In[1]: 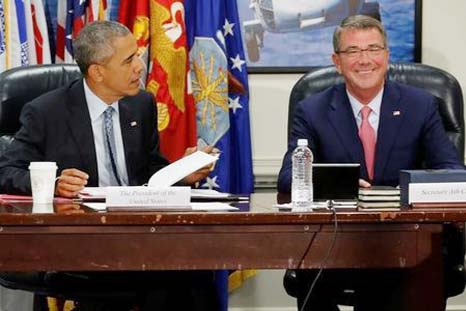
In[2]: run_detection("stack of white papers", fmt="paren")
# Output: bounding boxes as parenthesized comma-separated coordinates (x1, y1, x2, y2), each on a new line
(191, 189, 230, 199)
(80, 187, 106, 199)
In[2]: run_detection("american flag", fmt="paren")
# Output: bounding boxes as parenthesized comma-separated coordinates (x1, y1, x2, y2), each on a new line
(56, 0, 107, 63)
(30, 0, 52, 64)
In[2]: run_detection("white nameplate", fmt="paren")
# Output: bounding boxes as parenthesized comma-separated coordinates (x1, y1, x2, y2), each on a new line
(106, 186, 190, 207)
(409, 182, 466, 203)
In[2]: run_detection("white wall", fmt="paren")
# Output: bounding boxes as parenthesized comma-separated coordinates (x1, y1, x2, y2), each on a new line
(233, 0, 466, 310)
(422, 0, 466, 100)
(249, 74, 298, 184)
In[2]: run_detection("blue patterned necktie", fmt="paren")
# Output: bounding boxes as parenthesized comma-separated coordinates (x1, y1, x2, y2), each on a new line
(103, 106, 122, 186)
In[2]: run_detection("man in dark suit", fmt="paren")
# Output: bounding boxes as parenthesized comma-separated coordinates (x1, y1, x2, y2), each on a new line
(278, 15, 464, 311)
(0, 21, 207, 195)
(0, 21, 217, 311)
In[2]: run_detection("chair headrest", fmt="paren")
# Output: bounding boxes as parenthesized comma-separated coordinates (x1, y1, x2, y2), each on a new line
(0, 64, 82, 135)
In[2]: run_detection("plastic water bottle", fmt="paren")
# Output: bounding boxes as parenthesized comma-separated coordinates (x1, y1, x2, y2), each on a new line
(291, 139, 313, 211)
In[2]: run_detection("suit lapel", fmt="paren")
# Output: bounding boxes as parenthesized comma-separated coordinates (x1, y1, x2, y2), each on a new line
(118, 98, 139, 185)
(374, 82, 404, 181)
(327, 85, 365, 166)
(65, 80, 99, 186)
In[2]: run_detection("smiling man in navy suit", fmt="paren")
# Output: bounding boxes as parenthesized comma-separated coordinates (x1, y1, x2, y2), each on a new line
(278, 15, 462, 192)
(278, 15, 464, 311)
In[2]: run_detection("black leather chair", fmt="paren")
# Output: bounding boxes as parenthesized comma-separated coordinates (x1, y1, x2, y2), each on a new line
(284, 62, 466, 305)
(0, 64, 82, 155)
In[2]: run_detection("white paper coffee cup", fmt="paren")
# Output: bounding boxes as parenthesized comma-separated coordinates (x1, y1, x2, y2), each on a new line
(29, 162, 58, 204)
(32, 203, 54, 214)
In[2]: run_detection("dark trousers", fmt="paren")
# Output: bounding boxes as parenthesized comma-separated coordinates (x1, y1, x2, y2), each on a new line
(48, 271, 218, 311)
(288, 223, 465, 311)
(290, 268, 444, 311)
(1, 271, 219, 311)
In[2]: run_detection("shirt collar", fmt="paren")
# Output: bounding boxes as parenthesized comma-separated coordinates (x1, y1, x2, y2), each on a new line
(83, 79, 119, 122)
(347, 87, 384, 118)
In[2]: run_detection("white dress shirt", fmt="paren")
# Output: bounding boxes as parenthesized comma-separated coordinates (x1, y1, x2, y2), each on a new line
(83, 79, 129, 186)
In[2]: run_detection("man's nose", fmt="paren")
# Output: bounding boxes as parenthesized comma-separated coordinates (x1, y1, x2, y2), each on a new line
(134, 55, 144, 73)
(357, 51, 372, 63)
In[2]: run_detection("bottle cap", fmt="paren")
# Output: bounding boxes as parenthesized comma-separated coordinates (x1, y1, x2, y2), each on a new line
(297, 139, 308, 146)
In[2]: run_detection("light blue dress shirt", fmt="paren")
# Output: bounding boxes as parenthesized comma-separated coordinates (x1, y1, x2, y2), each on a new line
(83, 79, 129, 186)
(347, 87, 384, 139)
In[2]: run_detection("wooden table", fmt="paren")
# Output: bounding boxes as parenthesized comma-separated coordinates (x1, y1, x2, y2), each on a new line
(1, 193, 466, 310)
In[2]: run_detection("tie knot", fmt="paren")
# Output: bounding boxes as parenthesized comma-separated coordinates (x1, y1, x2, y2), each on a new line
(360, 106, 372, 120)
(104, 106, 114, 118)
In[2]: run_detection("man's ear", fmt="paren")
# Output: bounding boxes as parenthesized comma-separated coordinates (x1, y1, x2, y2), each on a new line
(332, 53, 342, 74)
(87, 64, 104, 82)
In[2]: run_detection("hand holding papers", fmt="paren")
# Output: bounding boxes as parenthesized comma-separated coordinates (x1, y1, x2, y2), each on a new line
(148, 151, 218, 187)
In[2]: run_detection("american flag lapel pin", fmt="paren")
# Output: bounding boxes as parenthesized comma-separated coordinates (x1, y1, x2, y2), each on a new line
(393, 110, 401, 116)
(130, 121, 137, 127)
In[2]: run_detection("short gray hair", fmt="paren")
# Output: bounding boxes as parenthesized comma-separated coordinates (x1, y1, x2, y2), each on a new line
(333, 15, 388, 52)
(73, 21, 131, 75)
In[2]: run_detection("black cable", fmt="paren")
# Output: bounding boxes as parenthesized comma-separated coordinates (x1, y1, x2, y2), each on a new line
(299, 204, 339, 311)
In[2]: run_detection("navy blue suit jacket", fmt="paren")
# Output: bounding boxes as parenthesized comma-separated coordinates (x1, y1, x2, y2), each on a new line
(0, 79, 168, 194)
(278, 80, 464, 193)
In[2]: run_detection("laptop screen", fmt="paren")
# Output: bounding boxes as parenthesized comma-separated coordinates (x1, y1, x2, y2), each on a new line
(313, 163, 360, 200)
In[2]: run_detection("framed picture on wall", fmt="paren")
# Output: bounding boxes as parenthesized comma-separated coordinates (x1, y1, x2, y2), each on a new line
(238, 0, 422, 73)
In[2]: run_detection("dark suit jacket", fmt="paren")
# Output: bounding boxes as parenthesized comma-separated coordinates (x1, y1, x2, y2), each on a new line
(0, 79, 168, 194)
(278, 80, 465, 192)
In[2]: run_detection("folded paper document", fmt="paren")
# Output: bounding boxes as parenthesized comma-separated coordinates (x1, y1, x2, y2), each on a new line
(148, 151, 218, 187)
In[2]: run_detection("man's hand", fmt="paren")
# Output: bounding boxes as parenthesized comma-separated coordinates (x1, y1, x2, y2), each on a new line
(182, 145, 215, 185)
(359, 179, 372, 188)
(55, 204, 85, 214)
(55, 168, 89, 198)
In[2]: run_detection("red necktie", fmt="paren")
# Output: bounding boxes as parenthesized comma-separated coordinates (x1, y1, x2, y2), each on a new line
(359, 106, 376, 180)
